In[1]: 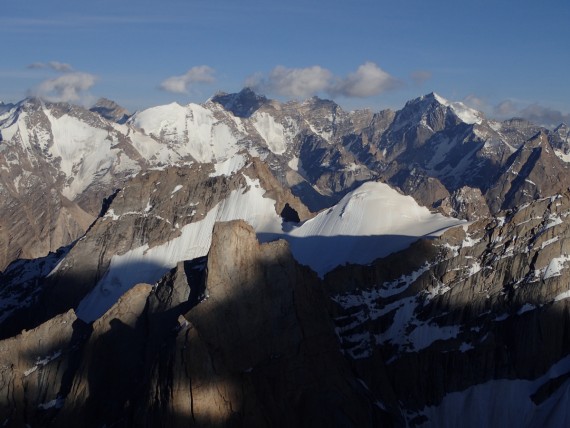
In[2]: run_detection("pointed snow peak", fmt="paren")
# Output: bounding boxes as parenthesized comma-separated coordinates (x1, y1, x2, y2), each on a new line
(403, 92, 448, 112)
(406, 92, 484, 125)
(211, 87, 268, 118)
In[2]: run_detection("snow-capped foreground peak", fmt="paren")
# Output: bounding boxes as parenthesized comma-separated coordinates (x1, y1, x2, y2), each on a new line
(283, 181, 465, 276)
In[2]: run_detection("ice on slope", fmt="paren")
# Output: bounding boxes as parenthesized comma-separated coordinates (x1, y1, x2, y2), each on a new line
(76, 179, 464, 321)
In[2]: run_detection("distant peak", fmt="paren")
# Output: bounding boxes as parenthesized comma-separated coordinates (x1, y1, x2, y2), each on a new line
(211, 87, 268, 118)
(302, 95, 338, 108)
(89, 98, 130, 124)
(92, 97, 123, 110)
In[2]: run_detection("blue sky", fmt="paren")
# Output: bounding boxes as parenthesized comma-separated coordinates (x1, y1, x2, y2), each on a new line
(1, 0, 569, 125)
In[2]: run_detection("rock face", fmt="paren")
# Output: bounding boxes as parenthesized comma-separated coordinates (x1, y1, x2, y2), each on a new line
(327, 190, 570, 425)
(486, 131, 570, 212)
(0, 221, 385, 427)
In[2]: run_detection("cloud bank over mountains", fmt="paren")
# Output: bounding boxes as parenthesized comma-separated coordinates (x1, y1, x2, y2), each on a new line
(464, 95, 570, 128)
(244, 62, 401, 99)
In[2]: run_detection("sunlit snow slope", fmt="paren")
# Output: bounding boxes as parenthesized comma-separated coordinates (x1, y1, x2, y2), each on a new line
(283, 181, 465, 276)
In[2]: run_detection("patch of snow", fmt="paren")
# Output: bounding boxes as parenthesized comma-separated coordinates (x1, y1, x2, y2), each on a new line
(463, 234, 482, 248)
(44, 110, 128, 199)
(24, 350, 62, 377)
(541, 236, 560, 249)
(467, 261, 482, 276)
(170, 185, 183, 195)
(545, 214, 563, 230)
(544, 255, 570, 280)
(554, 150, 570, 163)
(554, 289, 570, 302)
(288, 156, 299, 171)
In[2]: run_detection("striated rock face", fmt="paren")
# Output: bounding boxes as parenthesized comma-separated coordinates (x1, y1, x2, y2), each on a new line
(486, 131, 570, 212)
(0, 178, 94, 271)
(327, 190, 570, 425)
(0, 221, 385, 427)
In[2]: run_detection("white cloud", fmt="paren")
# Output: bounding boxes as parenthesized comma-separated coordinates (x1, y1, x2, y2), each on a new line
(27, 61, 74, 72)
(32, 72, 97, 103)
(247, 62, 399, 99)
(487, 98, 570, 128)
(265, 65, 332, 98)
(494, 99, 518, 117)
(518, 104, 570, 128)
(462, 94, 488, 111)
(331, 62, 400, 98)
(159, 66, 216, 94)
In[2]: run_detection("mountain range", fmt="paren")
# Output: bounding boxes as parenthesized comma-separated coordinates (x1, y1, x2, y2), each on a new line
(1, 89, 570, 427)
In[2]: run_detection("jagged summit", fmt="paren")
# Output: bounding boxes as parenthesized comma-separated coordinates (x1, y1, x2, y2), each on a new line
(210, 87, 268, 117)
(401, 92, 484, 126)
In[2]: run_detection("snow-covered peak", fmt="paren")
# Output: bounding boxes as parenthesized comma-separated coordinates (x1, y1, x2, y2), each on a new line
(285, 181, 465, 276)
(425, 92, 484, 125)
